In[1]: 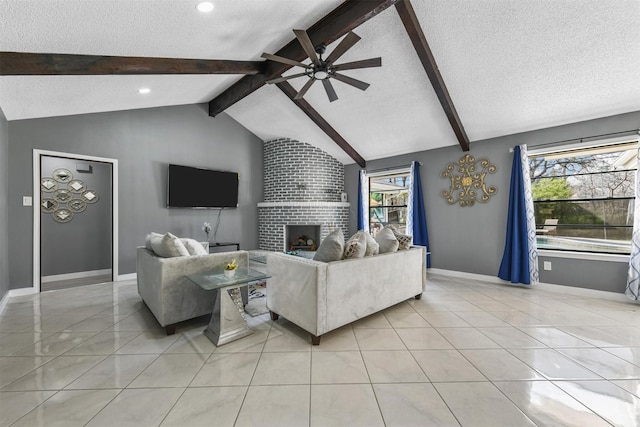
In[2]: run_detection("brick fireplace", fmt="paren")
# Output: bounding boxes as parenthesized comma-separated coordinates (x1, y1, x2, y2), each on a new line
(258, 138, 350, 252)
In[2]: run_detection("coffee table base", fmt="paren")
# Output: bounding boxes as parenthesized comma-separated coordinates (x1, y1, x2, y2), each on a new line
(203, 286, 253, 346)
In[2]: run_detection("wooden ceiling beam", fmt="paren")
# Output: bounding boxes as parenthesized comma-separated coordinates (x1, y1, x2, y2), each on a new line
(208, 0, 399, 117)
(395, 0, 470, 151)
(276, 81, 366, 167)
(0, 52, 264, 75)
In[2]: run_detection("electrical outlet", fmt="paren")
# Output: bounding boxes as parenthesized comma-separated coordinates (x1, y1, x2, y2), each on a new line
(543, 261, 552, 271)
(22, 196, 32, 206)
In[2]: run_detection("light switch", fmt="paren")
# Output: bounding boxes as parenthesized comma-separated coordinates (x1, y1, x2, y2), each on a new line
(22, 196, 32, 206)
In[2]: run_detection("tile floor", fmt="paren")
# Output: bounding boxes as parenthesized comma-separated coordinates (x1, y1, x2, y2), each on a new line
(1, 273, 640, 426)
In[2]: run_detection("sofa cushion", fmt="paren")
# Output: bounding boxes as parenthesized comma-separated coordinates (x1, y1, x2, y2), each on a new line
(375, 227, 399, 253)
(343, 231, 367, 259)
(313, 229, 345, 262)
(182, 238, 208, 255)
(151, 232, 190, 258)
(391, 228, 412, 250)
(145, 232, 162, 251)
(363, 231, 380, 256)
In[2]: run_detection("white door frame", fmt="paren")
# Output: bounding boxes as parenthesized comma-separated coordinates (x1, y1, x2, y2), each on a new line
(33, 149, 119, 292)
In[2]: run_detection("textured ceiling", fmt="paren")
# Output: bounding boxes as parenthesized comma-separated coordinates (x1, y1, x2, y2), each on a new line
(1, 0, 639, 164)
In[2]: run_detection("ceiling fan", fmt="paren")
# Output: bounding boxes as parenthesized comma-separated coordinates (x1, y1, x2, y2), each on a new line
(261, 29, 381, 102)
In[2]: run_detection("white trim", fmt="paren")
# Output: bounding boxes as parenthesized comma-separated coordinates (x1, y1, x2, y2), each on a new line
(366, 166, 411, 178)
(33, 149, 118, 292)
(0, 287, 38, 314)
(257, 201, 350, 208)
(117, 273, 137, 281)
(41, 269, 112, 283)
(538, 249, 628, 263)
(428, 268, 628, 301)
(527, 134, 640, 156)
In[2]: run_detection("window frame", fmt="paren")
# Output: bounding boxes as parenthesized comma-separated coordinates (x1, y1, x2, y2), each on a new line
(527, 136, 638, 258)
(367, 168, 411, 236)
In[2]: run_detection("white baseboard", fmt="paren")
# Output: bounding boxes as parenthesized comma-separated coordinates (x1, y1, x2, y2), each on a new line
(0, 287, 37, 314)
(41, 269, 112, 283)
(117, 273, 137, 281)
(428, 268, 628, 302)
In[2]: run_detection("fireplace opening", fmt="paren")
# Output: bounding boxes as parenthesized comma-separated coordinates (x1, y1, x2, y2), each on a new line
(285, 225, 321, 252)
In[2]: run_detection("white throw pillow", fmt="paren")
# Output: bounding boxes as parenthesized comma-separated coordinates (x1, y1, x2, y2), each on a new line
(343, 231, 367, 259)
(375, 227, 399, 253)
(363, 231, 380, 256)
(145, 232, 162, 251)
(181, 238, 208, 255)
(313, 229, 345, 262)
(151, 232, 190, 257)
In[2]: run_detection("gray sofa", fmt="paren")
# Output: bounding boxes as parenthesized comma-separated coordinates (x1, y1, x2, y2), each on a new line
(266, 245, 427, 344)
(137, 247, 249, 334)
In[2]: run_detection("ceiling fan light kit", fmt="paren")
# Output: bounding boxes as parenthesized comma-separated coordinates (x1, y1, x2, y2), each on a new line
(262, 29, 381, 102)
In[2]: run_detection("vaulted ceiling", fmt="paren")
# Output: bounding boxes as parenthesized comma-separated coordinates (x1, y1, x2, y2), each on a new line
(1, 0, 639, 165)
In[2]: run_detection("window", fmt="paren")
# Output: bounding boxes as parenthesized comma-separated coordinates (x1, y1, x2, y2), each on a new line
(529, 140, 637, 254)
(369, 170, 410, 237)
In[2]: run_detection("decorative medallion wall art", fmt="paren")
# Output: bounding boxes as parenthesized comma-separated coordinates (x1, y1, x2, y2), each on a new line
(41, 168, 99, 223)
(441, 154, 497, 207)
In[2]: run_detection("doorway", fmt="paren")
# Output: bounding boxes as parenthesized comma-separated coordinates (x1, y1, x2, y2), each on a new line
(33, 150, 118, 292)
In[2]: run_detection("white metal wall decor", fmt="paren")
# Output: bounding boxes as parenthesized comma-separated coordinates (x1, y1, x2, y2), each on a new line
(41, 168, 99, 223)
(441, 154, 498, 207)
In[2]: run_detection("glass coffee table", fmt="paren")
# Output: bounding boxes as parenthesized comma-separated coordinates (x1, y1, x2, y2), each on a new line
(186, 266, 270, 346)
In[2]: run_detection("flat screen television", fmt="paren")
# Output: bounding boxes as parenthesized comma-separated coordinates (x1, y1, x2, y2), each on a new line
(167, 164, 239, 208)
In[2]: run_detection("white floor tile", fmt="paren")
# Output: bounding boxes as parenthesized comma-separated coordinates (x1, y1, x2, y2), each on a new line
(311, 351, 369, 384)
(361, 350, 427, 383)
(65, 354, 157, 389)
(508, 349, 602, 380)
(0, 390, 56, 426)
(235, 385, 310, 427)
(310, 384, 384, 427)
(411, 350, 486, 382)
(435, 382, 536, 426)
(2, 273, 637, 426)
(373, 383, 459, 426)
(85, 387, 183, 427)
(160, 386, 247, 427)
(251, 351, 311, 385)
(9, 389, 120, 427)
(554, 380, 640, 427)
(460, 349, 544, 381)
(558, 348, 640, 379)
(128, 353, 207, 388)
(494, 381, 610, 427)
(190, 352, 260, 386)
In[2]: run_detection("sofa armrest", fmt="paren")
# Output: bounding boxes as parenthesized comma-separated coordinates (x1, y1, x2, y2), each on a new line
(136, 248, 249, 326)
(266, 252, 327, 336)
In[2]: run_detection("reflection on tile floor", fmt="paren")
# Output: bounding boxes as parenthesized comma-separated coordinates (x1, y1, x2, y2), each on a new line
(1, 274, 640, 426)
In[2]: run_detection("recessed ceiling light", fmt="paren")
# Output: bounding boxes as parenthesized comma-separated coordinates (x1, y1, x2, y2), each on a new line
(138, 88, 151, 94)
(196, 2, 214, 12)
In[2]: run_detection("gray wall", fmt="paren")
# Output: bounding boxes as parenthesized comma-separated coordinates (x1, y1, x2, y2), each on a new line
(8, 104, 263, 290)
(0, 108, 9, 300)
(345, 111, 640, 293)
(40, 157, 112, 276)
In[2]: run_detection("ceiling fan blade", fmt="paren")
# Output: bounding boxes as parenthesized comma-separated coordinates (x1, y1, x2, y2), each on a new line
(325, 32, 361, 64)
(293, 78, 316, 100)
(322, 79, 339, 102)
(293, 29, 320, 66)
(333, 57, 381, 71)
(265, 72, 307, 84)
(261, 53, 307, 68)
(332, 73, 370, 91)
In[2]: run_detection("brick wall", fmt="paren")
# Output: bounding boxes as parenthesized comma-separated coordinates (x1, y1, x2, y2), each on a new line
(259, 138, 350, 251)
(258, 202, 350, 251)
(263, 138, 344, 202)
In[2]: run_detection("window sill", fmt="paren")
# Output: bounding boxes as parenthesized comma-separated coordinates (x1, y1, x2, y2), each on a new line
(538, 249, 629, 263)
